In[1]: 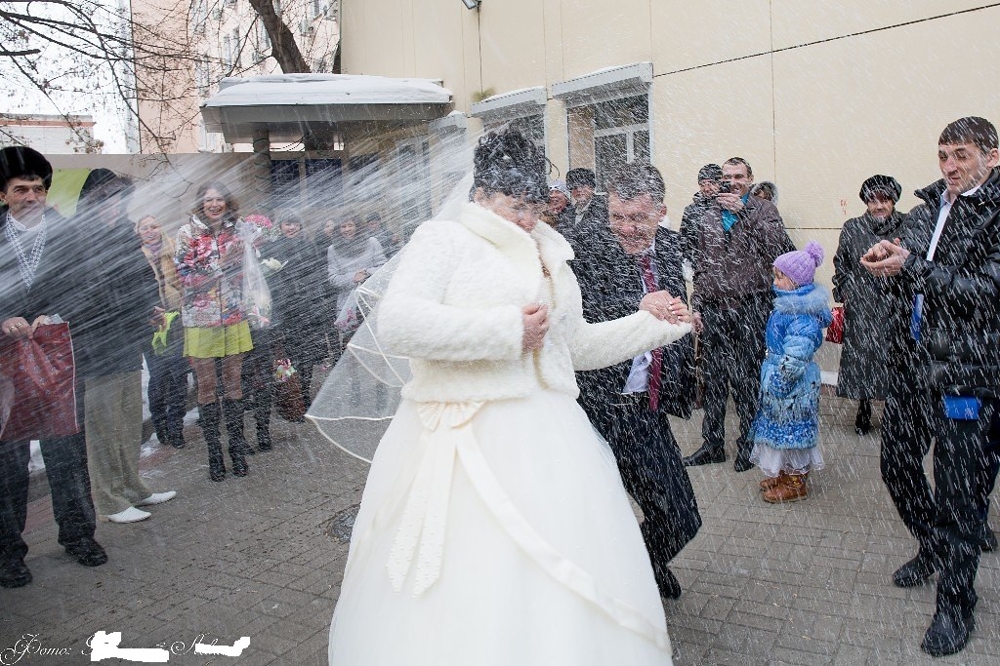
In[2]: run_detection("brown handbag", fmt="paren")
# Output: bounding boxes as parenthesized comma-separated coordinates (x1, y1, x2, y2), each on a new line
(271, 342, 306, 422)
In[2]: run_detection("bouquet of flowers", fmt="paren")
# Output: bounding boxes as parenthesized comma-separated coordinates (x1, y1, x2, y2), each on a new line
(243, 213, 282, 244)
(274, 358, 297, 383)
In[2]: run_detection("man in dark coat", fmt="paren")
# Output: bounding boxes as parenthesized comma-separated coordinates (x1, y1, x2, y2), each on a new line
(0, 146, 107, 588)
(832, 175, 907, 434)
(861, 117, 1000, 657)
(560, 168, 609, 256)
(573, 162, 701, 600)
(543, 179, 575, 232)
(72, 169, 175, 522)
(683, 157, 796, 471)
(678, 163, 722, 269)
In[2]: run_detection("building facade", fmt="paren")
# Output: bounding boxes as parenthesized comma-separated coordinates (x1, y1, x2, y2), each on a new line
(131, 0, 340, 153)
(336, 0, 1000, 286)
(0, 115, 100, 154)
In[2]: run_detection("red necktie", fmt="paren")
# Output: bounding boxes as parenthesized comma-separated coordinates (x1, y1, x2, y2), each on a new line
(638, 255, 663, 412)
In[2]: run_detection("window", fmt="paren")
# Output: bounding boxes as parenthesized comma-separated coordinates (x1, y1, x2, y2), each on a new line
(195, 57, 210, 97)
(590, 95, 650, 187)
(221, 36, 232, 69)
(233, 28, 242, 68)
(552, 63, 653, 189)
(191, 0, 208, 35)
(395, 140, 432, 233)
(254, 20, 271, 60)
(469, 87, 547, 152)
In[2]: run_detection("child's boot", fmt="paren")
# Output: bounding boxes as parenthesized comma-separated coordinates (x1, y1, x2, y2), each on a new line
(760, 472, 785, 492)
(763, 473, 808, 503)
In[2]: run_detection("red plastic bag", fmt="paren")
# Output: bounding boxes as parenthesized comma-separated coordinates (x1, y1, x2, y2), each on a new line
(0, 323, 80, 441)
(825, 306, 845, 344)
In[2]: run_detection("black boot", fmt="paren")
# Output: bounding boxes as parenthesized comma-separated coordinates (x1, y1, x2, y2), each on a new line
(223, 398, 249, 477)
(167, 416, 185, 449)
(153, 422, 170, 447)
(855, 398, 873, 435)
(683, 442, 726, 467)
(733, 444, 754, 473)
(199, 402, 225, 482)
(167, 429, 186, 450)
(254, 386, 273, 451)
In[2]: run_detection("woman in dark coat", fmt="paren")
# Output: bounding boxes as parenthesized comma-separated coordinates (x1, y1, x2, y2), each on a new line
(832, 175, 907, 434)
(265, 211, 329, 409)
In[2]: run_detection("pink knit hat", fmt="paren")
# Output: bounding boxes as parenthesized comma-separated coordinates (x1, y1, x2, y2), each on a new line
(773, 241, 824, 286)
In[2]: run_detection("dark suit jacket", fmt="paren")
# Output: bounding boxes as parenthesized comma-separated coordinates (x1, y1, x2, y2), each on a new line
(560, 194, 609, 258)
(572, 225, 696, 419)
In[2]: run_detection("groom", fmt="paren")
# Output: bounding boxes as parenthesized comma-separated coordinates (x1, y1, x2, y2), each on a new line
(572, 162, 702, 599)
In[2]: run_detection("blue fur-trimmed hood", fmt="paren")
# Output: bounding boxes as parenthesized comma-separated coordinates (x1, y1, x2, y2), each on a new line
(773, 284, 832, 323)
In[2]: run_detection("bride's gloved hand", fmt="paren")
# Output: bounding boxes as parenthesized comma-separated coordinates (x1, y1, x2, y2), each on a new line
(522, 303, 549, 351)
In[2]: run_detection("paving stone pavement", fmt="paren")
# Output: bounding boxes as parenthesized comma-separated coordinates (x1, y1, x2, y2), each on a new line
(1, 395, 998, 665)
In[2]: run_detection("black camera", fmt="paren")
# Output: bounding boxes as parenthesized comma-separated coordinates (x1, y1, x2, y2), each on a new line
(717, 181, 731, 194)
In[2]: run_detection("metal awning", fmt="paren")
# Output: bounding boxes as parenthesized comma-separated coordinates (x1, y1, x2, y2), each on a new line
(200, 74, 454, 144)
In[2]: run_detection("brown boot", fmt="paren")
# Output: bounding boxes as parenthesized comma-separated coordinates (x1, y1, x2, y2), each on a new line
(760, 472, 785, 492)
(763, 473, 808, 503)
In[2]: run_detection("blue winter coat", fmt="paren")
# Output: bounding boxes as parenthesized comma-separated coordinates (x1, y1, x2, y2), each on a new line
(753, 284, 833, 450)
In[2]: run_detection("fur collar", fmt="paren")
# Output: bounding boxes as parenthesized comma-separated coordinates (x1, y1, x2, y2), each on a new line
(458, 201, 574, 287)
(773, 284, 831, 319)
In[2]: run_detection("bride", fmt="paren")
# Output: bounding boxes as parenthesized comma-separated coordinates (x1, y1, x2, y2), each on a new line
(326, 129, 690, 665)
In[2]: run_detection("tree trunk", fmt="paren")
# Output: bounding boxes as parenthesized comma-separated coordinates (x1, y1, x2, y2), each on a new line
(246, 0, 310, 73)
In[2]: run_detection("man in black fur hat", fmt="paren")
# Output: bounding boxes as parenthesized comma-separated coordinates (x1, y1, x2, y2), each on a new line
(0, 146, 108, 588)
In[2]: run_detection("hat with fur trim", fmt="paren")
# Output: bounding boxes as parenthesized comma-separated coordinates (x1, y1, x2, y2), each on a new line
(0, 146, 53, 192)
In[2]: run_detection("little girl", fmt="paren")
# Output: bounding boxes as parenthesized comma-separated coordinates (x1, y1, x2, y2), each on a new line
(751, 241, 833, 503)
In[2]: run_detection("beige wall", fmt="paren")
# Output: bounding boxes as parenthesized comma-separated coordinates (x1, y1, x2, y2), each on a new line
(340, 1, 1000, 289)
(131, 0, 201, 153)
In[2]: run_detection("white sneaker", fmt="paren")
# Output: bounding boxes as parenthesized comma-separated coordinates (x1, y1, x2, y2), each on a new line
(134, 491, 177, 507)
(100, 507, 151, 524)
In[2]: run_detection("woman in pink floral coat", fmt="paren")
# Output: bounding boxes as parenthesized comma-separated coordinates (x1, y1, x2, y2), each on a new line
(174, 181, 252, 481)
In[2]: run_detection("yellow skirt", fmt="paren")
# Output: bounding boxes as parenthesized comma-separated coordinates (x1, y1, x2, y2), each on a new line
(183, 322, 253, 358)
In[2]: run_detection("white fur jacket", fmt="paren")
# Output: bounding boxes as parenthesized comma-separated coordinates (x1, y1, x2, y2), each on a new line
(378, 202, 692, 403)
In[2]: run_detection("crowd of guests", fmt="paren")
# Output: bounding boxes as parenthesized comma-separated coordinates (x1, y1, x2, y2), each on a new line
(0, 146, 396, 591)
(3, 115, 1000, 659)
(538, 117, 1000, 657)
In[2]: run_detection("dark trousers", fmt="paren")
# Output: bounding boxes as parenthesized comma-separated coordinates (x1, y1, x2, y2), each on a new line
(142, 339, 189, 442)
(978, 408, 1000, 522)
(590, 395, 702, 576)
(241, 329, 273, 405)
(882, 385, 993, 614)
(699, 292, 770, 455)
(0, 383, 97, 563)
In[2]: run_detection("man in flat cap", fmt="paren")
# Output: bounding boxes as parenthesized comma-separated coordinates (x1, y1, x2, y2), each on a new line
(678, 164, 722, 270)
(832, 175, 907, 436)
(0, 145, 107, 588)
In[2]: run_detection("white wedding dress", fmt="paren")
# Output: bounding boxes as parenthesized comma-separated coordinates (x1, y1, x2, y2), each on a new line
(326, 204, 685, 665)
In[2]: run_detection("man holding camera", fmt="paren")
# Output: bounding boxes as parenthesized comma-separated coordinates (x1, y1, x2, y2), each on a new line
(683, 157, 795, 471)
